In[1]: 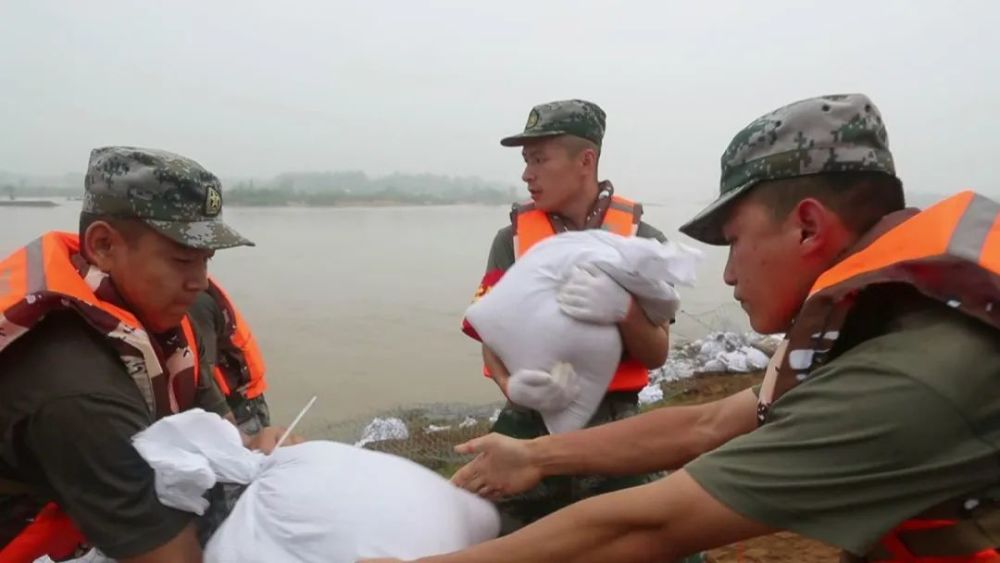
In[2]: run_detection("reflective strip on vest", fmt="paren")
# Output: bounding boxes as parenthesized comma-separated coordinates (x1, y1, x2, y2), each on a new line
(510, 195, 649, 392)
(810, 191, 1000, 299)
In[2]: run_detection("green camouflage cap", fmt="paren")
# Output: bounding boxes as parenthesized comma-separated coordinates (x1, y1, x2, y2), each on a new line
(500, 99, 606, 147)
(679, 93, 897, 245)
(83, 146, 253, 250)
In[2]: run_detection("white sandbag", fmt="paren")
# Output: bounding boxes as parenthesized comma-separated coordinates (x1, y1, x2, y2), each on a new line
(34, 549, 113, 563)
(465, 230, 700, 433)
(131, 410, 500, 563)
(133, 409, 262, 515)
(206, 442, 500, 563)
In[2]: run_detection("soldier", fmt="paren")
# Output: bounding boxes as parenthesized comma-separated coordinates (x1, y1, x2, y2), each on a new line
(0, 147, 300, 562)
(386, 93, 1000, 562)
(460, 99, 684, 539)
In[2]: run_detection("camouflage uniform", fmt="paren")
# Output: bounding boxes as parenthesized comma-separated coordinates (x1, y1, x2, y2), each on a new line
(91, 147, 256, 547)
(678, 95, 1000, 560)
(490, 101, 706, 562)
(0, 147, 254, 556)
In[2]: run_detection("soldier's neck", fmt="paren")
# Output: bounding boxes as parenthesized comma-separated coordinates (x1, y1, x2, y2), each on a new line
(558, 180, 601, 229)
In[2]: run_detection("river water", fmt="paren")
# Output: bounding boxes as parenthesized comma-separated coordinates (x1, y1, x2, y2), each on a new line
(1, 201, 748, 432)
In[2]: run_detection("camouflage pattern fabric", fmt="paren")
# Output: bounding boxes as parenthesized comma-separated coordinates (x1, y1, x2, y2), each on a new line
(680, 93, 898, 244)
(228, 394, 271, 435)
(197, 483, 247, 546)
(84, 146, 253, 250)
(500, 99, 607, 148)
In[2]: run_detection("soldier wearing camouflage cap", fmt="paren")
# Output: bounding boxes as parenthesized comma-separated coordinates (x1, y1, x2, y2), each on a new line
(457, 99, 686, 547)
(86, 147, 273, 436)
(83, 146, 254, 250)
(0, 146, 298, 561)
(433, 94, 1000, 562)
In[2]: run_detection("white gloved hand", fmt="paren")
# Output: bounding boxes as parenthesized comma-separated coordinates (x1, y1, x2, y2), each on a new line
(557, 263, 631, 324)
(507, 362, 580, 412)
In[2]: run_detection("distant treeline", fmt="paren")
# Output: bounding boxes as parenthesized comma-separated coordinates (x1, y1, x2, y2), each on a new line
(226, 171, 516, 206)
(1, 170, 518, 207)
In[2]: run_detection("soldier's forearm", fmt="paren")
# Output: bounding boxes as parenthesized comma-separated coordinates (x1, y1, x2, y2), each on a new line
(618, 300, 669, 369)
(528, 388, 759, 477)
(482, 345, 511, 397)
(414, 481, 675, 563)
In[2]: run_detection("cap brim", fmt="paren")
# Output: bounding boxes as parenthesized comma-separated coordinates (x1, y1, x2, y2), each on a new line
(144, 218, 255, 250)
(678, 183, 755, 245)
(500, 130, 569, 147)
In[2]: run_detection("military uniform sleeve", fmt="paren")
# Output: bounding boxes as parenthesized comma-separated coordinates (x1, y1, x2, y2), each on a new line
(25, 395, 193, 559)
(188, 292, 233, 417)
(188, 291, 221, 371)
(485, 225, 516, 273)
(194, 366, 231, 417)
(636, 221, 667, 243)
(685, 352, 1000, 556)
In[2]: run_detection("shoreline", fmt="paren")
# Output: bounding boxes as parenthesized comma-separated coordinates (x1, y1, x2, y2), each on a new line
(226, 200, 507, 208)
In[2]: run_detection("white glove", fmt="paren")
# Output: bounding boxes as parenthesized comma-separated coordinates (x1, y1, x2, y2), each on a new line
(557, 263, 631, 324)
(507, 362, 580, 412)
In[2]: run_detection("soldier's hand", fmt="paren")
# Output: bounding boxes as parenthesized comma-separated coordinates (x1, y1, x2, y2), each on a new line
(451, 433, 543, 499)
(356, 559, 404, 563)
(245, 426, 304, 454)
(557, 263, 632, 324)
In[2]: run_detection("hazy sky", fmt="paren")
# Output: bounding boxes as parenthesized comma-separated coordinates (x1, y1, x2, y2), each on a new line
(2, 0, 998, 202)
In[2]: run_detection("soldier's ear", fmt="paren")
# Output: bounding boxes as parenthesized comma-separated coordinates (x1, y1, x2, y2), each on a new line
(580, 148, 597, 170)
(83, 221, 121, 272)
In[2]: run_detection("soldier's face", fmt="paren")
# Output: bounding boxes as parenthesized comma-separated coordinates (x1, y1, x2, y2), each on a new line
(721, 197, 816, 334)
(109, 226, 213, 333)
(520, 138, 586, 213)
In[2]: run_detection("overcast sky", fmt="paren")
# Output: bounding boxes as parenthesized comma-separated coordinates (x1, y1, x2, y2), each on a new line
(2, 0, 998, 202)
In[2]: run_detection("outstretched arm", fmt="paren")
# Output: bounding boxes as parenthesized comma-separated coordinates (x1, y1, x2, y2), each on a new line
(451, 388, 758, 496)
(368, 470, 774, 563)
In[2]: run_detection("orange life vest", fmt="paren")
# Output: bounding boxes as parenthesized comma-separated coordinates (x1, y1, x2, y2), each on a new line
(512, 194, 649, 392)
(206, 280, 267, 400)
(758, 191, 1000, 562)
(0, 232, 202, 563)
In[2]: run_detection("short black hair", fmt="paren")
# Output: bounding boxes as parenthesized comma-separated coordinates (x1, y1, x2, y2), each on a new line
(78, 212, 150, 257)
(750, 172, 905, 235)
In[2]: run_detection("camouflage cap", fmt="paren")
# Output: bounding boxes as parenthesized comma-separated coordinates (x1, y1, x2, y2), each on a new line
(500, 99, 606, 148)
(83, 146, 253, 250)
(679, 93, 897, 245)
